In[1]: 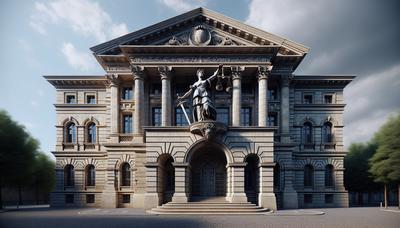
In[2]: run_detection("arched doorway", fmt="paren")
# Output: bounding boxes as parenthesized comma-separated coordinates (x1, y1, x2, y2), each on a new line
(245, 154, 259, 204)
(189, 144, 227, 201)
(157, 154, 175, 205)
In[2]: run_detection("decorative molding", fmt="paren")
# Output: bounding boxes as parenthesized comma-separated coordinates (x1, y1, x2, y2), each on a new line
(230, 66, 244, 80)
(158, 66, 172, 80)
(131, 66, 145, 80)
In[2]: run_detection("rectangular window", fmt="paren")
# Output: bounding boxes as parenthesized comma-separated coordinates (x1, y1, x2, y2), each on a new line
(86, 95, 96, 104)
(324, 95, 333, 104)
(304, 194, 313, 204)
(175, 107, 190, 126)
(325, 194, 334, 204)
(122, 194, 130, 204)
(216, 107, 229, 125)
(66, 95, 76, 104)
(303, 94, 313, 104)
(122, 114, 132, 133)
(151, 84, 162, 95)
(121, 88, 133, 100)
(152, 107, 162, 126)
(268, 88, 278, 100)
(86, 194, 95, 204)
(65, 194, 74, 204)
(240, 107, 252, 126)
(268, 113, 278, 126)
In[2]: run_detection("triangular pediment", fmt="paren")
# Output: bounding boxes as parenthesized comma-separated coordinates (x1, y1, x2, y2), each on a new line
(90, 7, 309, 56)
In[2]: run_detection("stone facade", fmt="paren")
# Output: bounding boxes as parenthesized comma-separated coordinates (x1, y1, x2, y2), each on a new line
(45, 8, 354, 210)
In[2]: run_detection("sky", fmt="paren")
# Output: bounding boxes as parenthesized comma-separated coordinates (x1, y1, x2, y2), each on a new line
(0, 0, 399, 159)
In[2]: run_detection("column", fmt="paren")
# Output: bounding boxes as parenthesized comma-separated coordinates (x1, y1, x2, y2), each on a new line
(101, 167, 118, 208)
(231, 66, 244, 126)
(258, 64, 272, 126)
(259, 163, 277, 210)
(228, 163, 247, 203)
(107, 74, 119, 143)
(132, 66, 145, 136)
(144, 162, 159, 209)
(280, 75, 291, 142)
(172, 163, 190, 203)
(158, 66, 172, 126)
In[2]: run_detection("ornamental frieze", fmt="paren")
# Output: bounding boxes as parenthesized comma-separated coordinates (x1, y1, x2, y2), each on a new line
(130, 55, 271, 64)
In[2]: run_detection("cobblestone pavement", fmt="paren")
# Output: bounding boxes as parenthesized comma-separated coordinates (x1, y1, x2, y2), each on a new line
(0, 207, 399, 228)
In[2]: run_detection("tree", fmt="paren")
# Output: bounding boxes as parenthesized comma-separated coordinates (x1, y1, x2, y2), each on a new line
(345, 142, 380, 193)
(31, 153, 55, 204)
(369, 113, 400, 208)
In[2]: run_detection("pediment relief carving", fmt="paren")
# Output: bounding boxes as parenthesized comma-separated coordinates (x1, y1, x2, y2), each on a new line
(159, 24, 247, 46)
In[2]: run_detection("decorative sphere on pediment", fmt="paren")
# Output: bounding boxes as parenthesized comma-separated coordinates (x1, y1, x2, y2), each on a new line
(189, 25, 211, 46)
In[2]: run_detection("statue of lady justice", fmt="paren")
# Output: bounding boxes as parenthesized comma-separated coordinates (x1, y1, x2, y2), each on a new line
(177, 65, 223, 122)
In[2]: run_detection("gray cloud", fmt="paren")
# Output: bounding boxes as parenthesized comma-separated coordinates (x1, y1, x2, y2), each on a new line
(246, 0, 400, 146)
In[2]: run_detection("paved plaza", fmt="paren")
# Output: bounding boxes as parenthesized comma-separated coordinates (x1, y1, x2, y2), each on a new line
(0, 207, 399, 228)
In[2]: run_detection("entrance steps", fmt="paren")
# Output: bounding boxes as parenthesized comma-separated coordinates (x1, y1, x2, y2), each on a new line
(147, 199, 270, 215)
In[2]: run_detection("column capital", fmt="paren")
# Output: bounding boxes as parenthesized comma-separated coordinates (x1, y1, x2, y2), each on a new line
(106, 73, 119, 86)
(257, 64, 273, 81)
(158, 66, 172, 80)
(230, 66, 245, 80)
(131, 65, 145, 80)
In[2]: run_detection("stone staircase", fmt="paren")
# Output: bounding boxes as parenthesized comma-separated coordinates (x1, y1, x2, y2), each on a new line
(147, 197, 270, 215)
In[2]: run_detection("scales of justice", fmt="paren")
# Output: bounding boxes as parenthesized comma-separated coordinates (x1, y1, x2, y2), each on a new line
(177, 64, 231, 139)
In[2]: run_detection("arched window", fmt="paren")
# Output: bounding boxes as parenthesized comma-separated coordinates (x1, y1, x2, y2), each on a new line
(64, 165, 75, 186)
(87, 123, 97, 143)
(274, 163, 281, 190)
(65, 123, 77, 143)
(121, 163, 131, 186)
(322, 122, 333, 143)
(303, 122, 313, 144)
(304, 164, 314, 187)
(86, 165, 95, 186)
(325, 164, 334, 187)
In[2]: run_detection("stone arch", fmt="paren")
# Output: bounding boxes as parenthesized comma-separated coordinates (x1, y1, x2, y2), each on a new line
(184, 139, 233, 164)
(320, 115, 339, 127)
(114, 154, 135, 170)
(82, 116, 100, 126)
(61, 116, 79, 126)
(57, 158, 81, 169)
(298, 116, 317, 126)
(82, 158, 101, 169)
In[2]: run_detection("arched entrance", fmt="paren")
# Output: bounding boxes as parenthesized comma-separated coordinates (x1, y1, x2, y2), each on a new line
(157, 154, 175, 205)
(188, 143, 227, 200)
(245, 154, 259, 204)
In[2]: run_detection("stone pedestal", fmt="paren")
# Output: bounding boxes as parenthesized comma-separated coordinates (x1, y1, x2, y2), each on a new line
(172, 163, 190, 203)
(144, 163, 160, 209)
(258, 163, 277, 210)
(229, 163, 248, 203)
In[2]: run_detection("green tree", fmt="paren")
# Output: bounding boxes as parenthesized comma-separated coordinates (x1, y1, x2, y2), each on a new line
(345, 142, 380, 193)
(31, 153, 55, 204)
(369, 113, 400, 208)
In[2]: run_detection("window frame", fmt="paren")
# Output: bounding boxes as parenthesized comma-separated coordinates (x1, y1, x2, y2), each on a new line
(120, 163, 131, 187)
(216, 107, 230, 125)
(303, 93, 313, 104)
(64, 165, 75, 187)
(65, 122, 77, 144)
(86, 165, 96, 187)
(121, 113, 133, 134)
(304, 164, 314, 188)
(175, 107, 190, 126)
(240, 107, 252, 126)
(121, 87, 133, 100)
(65, 92, 77, 104)
(85, 92, 97, 104)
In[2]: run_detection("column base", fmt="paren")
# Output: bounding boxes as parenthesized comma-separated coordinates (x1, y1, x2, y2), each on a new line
(259, 192, 277, 211)
(144, 193, 159, 209)
(131, 193, 146, 208)
(101, 190, 117, 208)
(230, 193, 248, 203)
(283, 190, 298, 209)
(172, 193, 188, 203)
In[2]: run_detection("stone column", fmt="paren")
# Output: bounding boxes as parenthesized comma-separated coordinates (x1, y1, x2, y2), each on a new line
(172, 163, 190, 203)
(158, 66, 172, 126)
(101, 167, 118, 208)
(107, 74, 119, 143)
(280, 75, 291, 142)
(231, 66, 244, 126)
(132, 66, 145, 138)
(144, 162, 159, 209)
(258, 64, 273, 126)
(228, 163, 247, 203)
(258, 163, 277, 210)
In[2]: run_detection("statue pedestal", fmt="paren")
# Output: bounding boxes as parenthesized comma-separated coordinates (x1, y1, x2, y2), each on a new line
(190, 121, 227, 139)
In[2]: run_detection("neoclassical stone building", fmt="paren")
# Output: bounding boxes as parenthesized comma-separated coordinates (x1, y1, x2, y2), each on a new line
(45, 8, 354, 213)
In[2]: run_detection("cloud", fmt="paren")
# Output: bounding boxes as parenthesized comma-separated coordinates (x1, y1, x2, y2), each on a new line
(30, 0, 129, 42)
(61, 42, 95, 71)
(246, 0, 400, 147)
(343, 64, 400, 146)
(159, 0, 207, 13)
